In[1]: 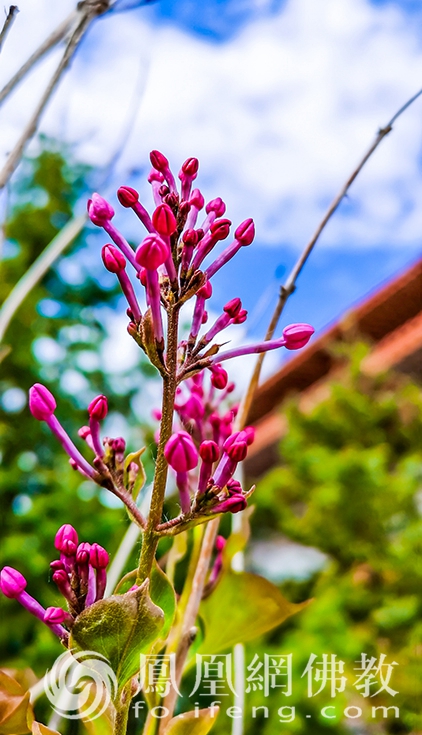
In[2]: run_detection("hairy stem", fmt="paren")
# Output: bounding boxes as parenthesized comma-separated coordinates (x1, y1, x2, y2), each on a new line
(0, 5, 19, 54)
(114, 683, 132, 735)
(137, 306, 179, 583)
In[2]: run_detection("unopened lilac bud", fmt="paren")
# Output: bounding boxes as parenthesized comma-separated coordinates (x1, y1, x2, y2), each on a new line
(44, 607, 69, 625)
(90, 544, 109, 569)
(164, 431, 198, 472)
(215, 535, 226, 552)
(210, 218, 231, 241)
(55, 525, 78, 551)
(117, 186, 139, 207)
(243, 426, 255, 446)
(185, 394, 205, 421)
(61, 539, 76, 557)
(227, 478, 243, 495)
(235, 218, 255, 245)
(88, 395, 108, 421)
(102, 244, 126, 273)
(150, 149, 169, 173)
(164, 192, 179, 208)
(190, 189, 204, 209)
(152, 204, 177, 236)
(135, 234, 169, 270)
(226, 440, 248, 462)
(206, 198, 226, 217)
(111, 437, 126, 453)
(234, 309, 248, 324)
(197, 280, 212, 299)
(179, 201, 191, 218)
(181, 157, 199, 178)
(76, 542, 91, 564)
(214, 495, 247, 514)
(223, 298, 242, 319)
(282, 323, 315, 350)
(0, 567, 27, 598)
(182, 229, 200, 246)
(199, 440, 220, 464)
(159, 184, 170, 197)
(50, 560, 65, 572)
(202, 310, 208, 325)
(210, 365, 228, 390)
(87, 193, 114, 226)
(29, 383, 56, 421)
(148, 169, 164, 184)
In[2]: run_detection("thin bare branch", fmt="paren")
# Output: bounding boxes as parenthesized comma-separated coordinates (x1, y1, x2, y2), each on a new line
(0, 6, 101, 191)
(0, 9, 77, 106)
(235, 86, 422, 430)
(0, 214, 86, 344)
(0, 5, 19, 54)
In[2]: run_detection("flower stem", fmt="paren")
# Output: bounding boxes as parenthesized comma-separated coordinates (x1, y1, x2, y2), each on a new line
(137, 305, 179, 584)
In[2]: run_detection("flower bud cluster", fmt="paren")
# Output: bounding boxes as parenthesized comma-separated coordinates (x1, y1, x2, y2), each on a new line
(0, 525, 110, 643)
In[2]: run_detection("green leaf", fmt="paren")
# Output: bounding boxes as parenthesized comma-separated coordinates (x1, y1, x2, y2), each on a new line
(197, 571, 309, 655)
(70, 580, 164, 689)
(150, 563, 176, 642)
(163, 707, 219, 735)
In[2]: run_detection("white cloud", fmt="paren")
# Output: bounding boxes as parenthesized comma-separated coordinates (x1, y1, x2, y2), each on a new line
(1, 0, 422, 253)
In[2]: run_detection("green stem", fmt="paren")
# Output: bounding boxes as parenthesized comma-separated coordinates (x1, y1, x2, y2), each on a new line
(114, 685, 132, 735)
(137, 306, 179, 584)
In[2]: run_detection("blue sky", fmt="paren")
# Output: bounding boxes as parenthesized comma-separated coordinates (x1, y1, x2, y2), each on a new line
(0, 0, 422, 381)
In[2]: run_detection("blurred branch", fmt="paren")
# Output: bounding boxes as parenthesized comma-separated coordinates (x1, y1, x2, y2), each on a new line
(0, 5, 19, 54)
(235, 85, 422, 430)
(0, 9, 77, 106)
(0, 214, 87, 345)
(0, 2, 110, 191)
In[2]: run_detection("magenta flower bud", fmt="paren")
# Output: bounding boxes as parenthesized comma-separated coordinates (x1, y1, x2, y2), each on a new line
(61, 539, 77, 557)
(102, 244, 126, 273)
(199, 440, 220, 464)
(159, 184, 170, 197)
(185, 394, 205, 421)
(235, 218, 255, 245)
(150, 149, 169, 173)
(210, 365, 228, 390)
(226, 440, 248, 462)
(182, 229, 200, 246)
(243, 426, 255, 446)
(190, 189, 204, 210)
(111, 437, 126, 453)
(213, 495, 247, 514)
(215, 535, 226, 552)
(282, 323, 315, 350)
(117, 185, 139, 207)
(90, 543, 109, 569)
(88, 395, 108, 420)
(223, 298, 242, 319)
(76, 542, 91, 564)
(152, 203, 177, 237)
(164, 431, 199, 472)
(55, 525, 78, 552)
(197, 280, 213, 299)
(210, 218, 231, 241)
(227, 478, 243, 495)
(206, 198, 226, 217)
(135, 234, 169, 270)
(29, 383, 56, 421)
(181, 157, 199, 178)
(50, 560, 65, 572)
(202, 310, 208, 325)
(0, 567, 27, 598)
(44, 607, 71, 625)
(87, 193, 114, 226)
(234, 309, 248, 324)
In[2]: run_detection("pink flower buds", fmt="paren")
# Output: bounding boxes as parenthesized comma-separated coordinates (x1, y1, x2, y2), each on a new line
(215, 535, 226, 552)
(29, 383, 56, 421)
(135, 234, 169, 270)
(150, 150, 170, 173)
(199, 440, 220, 464)
(152, 204, 177, 237)
(210, 365, 228, 390)
(44, 607, 69, 625)
(206, 198, 226, 217)
(90, 544, 109, 569)
(197, 280, 213, 299)
(0, 567, 27, 598)
(164, 431, 199, 472)
(55, 525, 79, 552)
(190, 189, 204, 210)
(87, 193, 114, 226)
(182, 229, 200, 247)
(117, 186, 139, 207)
(210, 218, 231, 241)
(102, 244, 126, 273)
(223, 298, 242, 319)
(76, 542, 91, 564)
(181, 157, 199, 178)
(88, 395, 108, 420)
(283, 323, 315, 350)
(235, 218, 255, 245)
(213, 495, 247, 514)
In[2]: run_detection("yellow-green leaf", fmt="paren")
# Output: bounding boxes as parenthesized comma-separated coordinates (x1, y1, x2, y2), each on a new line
(0, 670, 33, 735)
(163, 707, 219, 735)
